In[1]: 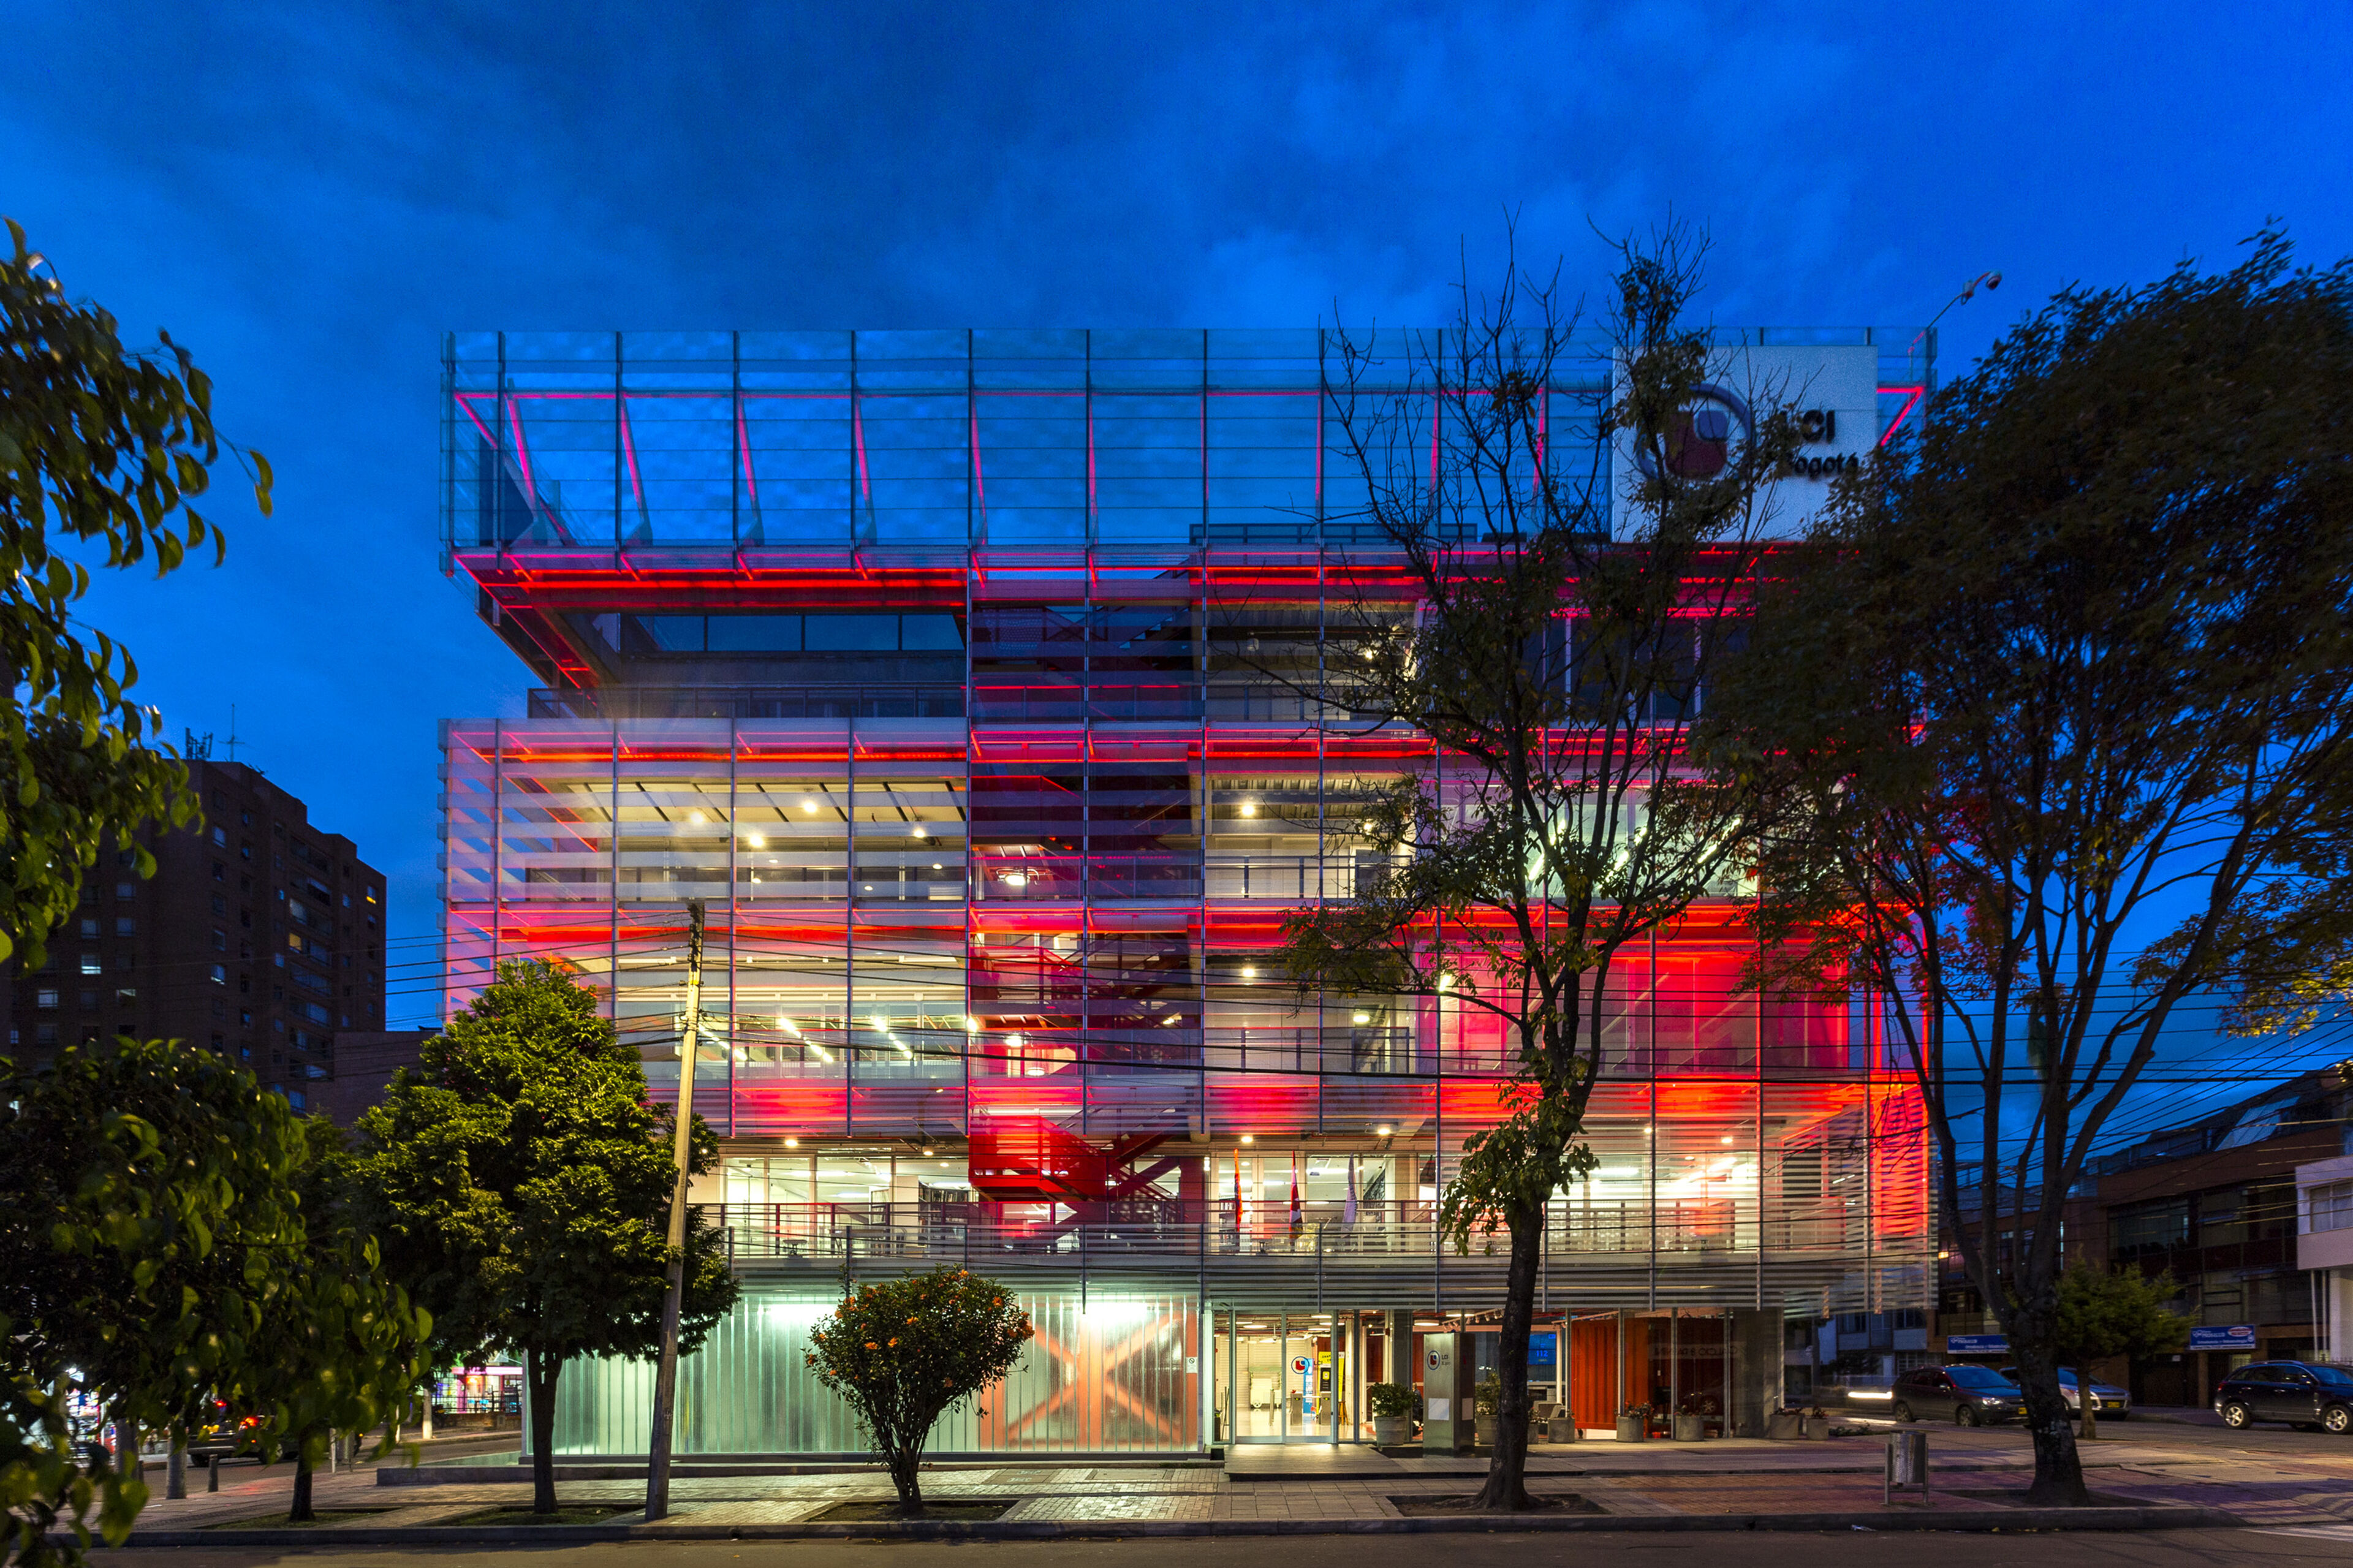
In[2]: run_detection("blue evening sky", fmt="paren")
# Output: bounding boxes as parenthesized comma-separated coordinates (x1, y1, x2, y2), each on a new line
(5, 1, 2349, 1090)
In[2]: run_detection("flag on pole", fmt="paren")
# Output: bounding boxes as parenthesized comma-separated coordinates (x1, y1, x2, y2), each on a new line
(1344, 1156, 1358, 1225)
(1289, 1153, 1303, 1238)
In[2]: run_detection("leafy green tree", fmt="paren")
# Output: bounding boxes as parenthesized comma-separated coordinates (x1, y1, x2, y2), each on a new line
(352, 960, 736, 1516)
(0, 218, 270, 968)
(805, 1268, 1032, 1510)
(2055, 1263, 2188, 1369)
(1275, 227, 1792, 1509)
(1716, 230, 2353, 1504)
(255, 1117, 433, 1523)
(0, 1040, 306, 1561)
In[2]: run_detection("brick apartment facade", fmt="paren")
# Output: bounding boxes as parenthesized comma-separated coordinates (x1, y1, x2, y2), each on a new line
(1934, 1066, 2353, 1407)
(6, 757, 389, 1111)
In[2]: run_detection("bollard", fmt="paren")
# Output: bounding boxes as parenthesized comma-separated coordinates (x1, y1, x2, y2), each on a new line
(206, 1455, 219, 1494)
(1884, 1428, 1929, 1506)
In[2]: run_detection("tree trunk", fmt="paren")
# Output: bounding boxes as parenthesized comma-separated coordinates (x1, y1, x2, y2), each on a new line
(1469, 1203, 1540, 1512)
(2007, 1333, 2088, 1505)
(112, 1407, 140, 1482)
(525, 1349, 563, 1517)
(888, 1436, 924, 1511)
(289, 1445, 316, 1523)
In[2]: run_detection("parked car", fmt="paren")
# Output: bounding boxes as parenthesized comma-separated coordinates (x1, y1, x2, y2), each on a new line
(1889, 1363, 2025, 1426)
(1997, 1366, 2132, 1419)
(2213, 1361, 2353, 1433)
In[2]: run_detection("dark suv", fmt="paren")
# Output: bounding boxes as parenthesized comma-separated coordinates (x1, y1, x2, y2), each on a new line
(2213, 1361, 2353, 1433)
(1890, 1363, 2025, 1426)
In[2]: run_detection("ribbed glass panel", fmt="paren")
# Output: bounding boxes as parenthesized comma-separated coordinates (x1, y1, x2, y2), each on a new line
(547, 1285, 1200, 1456)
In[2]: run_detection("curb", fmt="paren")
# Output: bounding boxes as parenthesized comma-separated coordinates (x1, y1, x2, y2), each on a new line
(102, 1506, 2244, 1545)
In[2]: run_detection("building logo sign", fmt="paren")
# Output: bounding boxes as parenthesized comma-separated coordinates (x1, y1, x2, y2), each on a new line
(2188, 1325, 2257, 1351)
(1612, 344, 1880, 541)
(1631, 384, 1752, 483)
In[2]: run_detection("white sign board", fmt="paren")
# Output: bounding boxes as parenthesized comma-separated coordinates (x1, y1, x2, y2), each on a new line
(1610, 344, 1881, 542)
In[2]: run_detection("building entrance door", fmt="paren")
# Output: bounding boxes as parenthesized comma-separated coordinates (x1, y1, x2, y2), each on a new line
(1214, 1311, 1341, 1443)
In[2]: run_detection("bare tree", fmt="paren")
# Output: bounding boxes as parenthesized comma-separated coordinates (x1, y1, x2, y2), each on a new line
(1276, 225, 1795, 1509)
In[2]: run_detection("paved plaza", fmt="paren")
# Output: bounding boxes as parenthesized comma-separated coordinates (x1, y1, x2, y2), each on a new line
(107, 1420, 2353, 1537)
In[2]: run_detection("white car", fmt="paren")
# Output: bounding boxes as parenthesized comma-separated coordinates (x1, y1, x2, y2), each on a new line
(1999, 1366, 2131, 1418)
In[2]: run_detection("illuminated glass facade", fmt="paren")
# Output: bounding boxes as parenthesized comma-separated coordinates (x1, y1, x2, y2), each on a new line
(440, 328, 1935, 1453)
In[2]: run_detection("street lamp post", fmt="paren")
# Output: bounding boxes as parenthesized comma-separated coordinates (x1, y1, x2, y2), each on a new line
(644, 898, 706, 1521)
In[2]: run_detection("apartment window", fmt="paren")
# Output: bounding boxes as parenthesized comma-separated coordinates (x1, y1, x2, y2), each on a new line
(210, 964, 227, 985)
(116, 848, 138, 869)
(115, 882, 134, 900)
(2311, 1180, 2353, 1235)
(77, 991, 97, 1011)
(211, 826, 226, 846)
(34, 988, 58, 1010)
(78, 953, 100, 975)
(2112, 1197, 2192, 1260)
(210, 1032, 225, 1053)
(212, 862, 225, 882)
(78, 918, 97, 938)
(212, 930, 227, 952)
(34, 1024, 56, 1047)
(238, 1009, 252, 1026)
(113, 917, 134, 937)
(114, 988, 135, 1006)
(211, 895, 226, 915)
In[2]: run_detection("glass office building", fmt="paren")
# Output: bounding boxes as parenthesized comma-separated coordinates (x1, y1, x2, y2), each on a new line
(438, 328, 1936, 1453)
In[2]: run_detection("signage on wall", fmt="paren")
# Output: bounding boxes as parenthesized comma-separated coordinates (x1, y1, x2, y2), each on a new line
(1292, 1355, 1310, 1375)
(1945, 1334, 2008, 1354)
(2189, 1325, 2257, 1351)
(1610, 344, 1881, 542)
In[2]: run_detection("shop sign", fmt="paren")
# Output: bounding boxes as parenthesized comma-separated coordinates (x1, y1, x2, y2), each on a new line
(2189, 1325, 2257, 1350)
(1946, 1334, 2007, 1354)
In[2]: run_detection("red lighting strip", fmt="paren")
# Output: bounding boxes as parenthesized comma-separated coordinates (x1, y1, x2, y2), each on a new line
(1877, 385, 1927, 447)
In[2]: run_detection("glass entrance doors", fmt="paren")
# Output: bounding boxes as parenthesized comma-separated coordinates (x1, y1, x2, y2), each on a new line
(1212, 1310, 1362, 1444)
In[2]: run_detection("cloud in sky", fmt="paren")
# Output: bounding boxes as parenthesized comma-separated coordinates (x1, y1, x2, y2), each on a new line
(3, 0, 2349, 1029)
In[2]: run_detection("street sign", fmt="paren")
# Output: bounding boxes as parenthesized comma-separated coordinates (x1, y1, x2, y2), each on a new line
(1945, 1334, 2007, 1354)
(2189, 1325, 2257, 1351)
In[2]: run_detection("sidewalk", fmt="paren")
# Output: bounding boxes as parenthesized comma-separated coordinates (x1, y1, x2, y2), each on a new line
(94, 1426, 2353, 1542)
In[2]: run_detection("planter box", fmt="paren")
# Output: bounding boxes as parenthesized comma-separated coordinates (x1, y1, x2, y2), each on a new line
(1474, 1417, 1497, 1447)
(1672, 1412, 1705, 1442)
(1371, 1416, 1414, 1447)
(1615, 1414, 1646, 1442)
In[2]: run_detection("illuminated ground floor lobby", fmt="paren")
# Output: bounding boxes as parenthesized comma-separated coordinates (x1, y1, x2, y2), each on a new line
(537, 1283, 1841, 1459)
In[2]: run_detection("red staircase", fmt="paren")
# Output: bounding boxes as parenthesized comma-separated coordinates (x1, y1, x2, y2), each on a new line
(968, 1119, 1170, 1202)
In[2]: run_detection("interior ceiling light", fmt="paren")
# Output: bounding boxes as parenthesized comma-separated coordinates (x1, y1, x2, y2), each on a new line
(1240, 1134, 1254, 1143)
(1351, 1011, 1371, 1025)
(912, 824, 928, 838)
(800, 798, 819, 812)
(1240, 801, 1258, 817)
(1376, 1125, 1393, 1136)
(746, 832, 766, 849)
(1241, 966, 1257, 980)
(689, 811, 707, 825)
(1003, 871, 1029, 888)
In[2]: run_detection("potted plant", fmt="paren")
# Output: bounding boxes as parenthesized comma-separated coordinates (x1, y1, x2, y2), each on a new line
(1615, 1403, 1650, 1442)
(1473, 1373, 1502, 1447)
(1367, 1382, 1419, 1447)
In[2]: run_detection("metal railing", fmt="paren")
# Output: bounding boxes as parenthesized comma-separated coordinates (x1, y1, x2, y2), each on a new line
(699, 1197, 1860, 1268)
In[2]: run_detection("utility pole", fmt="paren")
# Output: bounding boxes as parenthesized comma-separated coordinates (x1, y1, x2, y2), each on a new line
(644, 898, 705, 1521)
